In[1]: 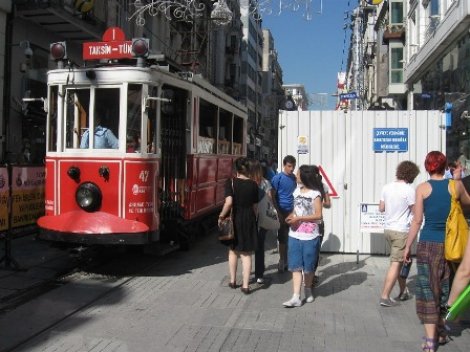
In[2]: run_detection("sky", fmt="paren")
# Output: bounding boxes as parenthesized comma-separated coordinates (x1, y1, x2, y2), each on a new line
(262, 0, 354, 110)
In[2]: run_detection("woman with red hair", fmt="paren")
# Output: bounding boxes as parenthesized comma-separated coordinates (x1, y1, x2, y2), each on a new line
(403, 151, 470, 351)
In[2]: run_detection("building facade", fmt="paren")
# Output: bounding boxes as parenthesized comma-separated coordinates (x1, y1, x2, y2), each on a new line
(346, 0, 470, 164)
(282, 84, 309, 111)
(2, 1, 286, 164)
(239, 0, 264, 158)
(259, 29, 283, 162)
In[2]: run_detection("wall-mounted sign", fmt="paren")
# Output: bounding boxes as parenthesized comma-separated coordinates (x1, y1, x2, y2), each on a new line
(360, 203, 384, 233)
(339, 92, 358, 100)
(373, 128, 408, 152)
(297, 135, 308, 154)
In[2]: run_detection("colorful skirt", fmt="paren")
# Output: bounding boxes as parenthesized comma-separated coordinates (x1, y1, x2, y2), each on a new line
(415, 241, 450, 324)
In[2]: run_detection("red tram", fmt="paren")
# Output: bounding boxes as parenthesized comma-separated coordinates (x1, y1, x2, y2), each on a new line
(37, 28, 247, 248)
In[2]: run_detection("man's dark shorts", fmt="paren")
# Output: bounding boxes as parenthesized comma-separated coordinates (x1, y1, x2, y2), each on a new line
(277, 210, 291, 244)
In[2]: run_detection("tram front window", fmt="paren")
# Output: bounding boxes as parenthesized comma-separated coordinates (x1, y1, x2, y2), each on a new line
(65, 88, 120, 150)
(127, 84, 142, 153)
(65, 89, 89, 149)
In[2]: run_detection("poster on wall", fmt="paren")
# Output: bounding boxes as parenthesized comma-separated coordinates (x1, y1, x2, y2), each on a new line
(11, 166, 45, 230)
(360, 203, 384, 233)
(297, 135, 309, 154)
(0, 167, 9, 233)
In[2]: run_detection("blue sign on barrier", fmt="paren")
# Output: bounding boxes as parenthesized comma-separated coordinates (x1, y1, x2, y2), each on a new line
(339, 92, 358, 100)
(373, 128, 408, 152)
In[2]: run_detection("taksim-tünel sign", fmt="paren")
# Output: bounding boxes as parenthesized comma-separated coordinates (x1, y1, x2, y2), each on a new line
(82, 27, 132, 60)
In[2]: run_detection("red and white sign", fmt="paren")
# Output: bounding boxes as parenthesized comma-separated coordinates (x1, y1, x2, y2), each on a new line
(82, 27, 132, 60)
(318, 165, 338, 197)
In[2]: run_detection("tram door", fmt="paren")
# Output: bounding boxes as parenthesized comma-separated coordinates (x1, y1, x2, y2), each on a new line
(159, 85, 187, 218)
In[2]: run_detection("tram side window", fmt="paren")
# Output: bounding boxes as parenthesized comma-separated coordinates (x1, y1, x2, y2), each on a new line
(65, 89, 90, 149)
(233, 116, 243, 155)
(198, 99, 217, 154)
(218, 108, 232, 154)
(48, 86, 58, 152)
(127, 84, 142, 153)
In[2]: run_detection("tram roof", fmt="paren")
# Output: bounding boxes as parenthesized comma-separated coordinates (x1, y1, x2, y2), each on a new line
(47, 65, 247, 115)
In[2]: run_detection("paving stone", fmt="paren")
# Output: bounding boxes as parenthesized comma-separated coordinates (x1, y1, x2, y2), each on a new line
(2, 233, 470, 352)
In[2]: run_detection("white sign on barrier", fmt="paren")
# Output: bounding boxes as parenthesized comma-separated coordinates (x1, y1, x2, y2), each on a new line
(360, 203, 384, 233)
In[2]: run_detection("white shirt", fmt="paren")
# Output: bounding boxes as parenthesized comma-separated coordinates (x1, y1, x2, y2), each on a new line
(289, 187, 322, 240)
(380, 181, 415, 232)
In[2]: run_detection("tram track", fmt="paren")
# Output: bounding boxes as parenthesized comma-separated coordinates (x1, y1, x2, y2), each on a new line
(0, 242, 176, 314)
(2, 245, 176, 352)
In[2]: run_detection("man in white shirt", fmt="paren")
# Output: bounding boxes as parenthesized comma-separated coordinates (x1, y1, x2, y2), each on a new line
(379, 161, 420, 307)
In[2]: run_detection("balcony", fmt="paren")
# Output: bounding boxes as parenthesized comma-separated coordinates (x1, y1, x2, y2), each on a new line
(14, 0, 107, 41)
(383, 24, 405, 42)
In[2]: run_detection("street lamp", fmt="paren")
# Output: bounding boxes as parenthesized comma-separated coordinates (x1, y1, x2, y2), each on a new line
(128, 0, 323, 26)
(129, 0, 232, 26)
(211, 0, 233, 26)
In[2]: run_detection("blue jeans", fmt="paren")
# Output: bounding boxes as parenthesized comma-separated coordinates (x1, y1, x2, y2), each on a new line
(287, 236, 320, 273)
(255, 227, 267, 279)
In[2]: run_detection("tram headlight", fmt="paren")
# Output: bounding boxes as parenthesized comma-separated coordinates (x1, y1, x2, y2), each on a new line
(50, 42, 67, 60)
(76, 182, 102, 212)
(131, 38, 149, 58)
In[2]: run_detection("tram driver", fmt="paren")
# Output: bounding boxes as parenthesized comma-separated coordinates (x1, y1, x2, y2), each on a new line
(80, 113, 119, 149)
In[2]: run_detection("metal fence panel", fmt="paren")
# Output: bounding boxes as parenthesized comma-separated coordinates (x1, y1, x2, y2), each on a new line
(277, 110, 445, 254)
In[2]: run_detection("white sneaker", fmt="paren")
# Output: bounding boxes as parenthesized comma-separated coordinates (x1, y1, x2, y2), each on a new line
(304, 288, 314, 303)
(256, 278, 264, 284)
(283, 296, 302, 307)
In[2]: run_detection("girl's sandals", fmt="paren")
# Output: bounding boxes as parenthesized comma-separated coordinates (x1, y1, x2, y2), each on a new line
(438, 327, 452, 345)
(421, 337, 436, 352)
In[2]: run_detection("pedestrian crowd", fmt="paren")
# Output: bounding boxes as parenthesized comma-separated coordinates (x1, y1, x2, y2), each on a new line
(378, 151, 470, 352)
(218, 151, 470, 352)
(218, 155, 330, 303)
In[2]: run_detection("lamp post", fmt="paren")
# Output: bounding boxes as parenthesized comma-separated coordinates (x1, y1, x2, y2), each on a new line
(128, 0, 323, 26)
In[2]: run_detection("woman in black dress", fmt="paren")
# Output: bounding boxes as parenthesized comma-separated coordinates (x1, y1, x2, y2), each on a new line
(218, 157, 259, 294)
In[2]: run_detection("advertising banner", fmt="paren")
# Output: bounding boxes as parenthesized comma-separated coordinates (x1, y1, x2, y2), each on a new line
(0, 167, 9, 233)
(10, 166, 45, 229)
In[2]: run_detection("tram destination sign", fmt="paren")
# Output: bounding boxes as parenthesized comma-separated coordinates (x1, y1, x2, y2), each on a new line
(83, 41, 133, 60)
(373, 128, 408, 152)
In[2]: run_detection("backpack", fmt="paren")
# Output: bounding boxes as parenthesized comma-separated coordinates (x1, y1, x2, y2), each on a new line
(445, 179, 469, 262)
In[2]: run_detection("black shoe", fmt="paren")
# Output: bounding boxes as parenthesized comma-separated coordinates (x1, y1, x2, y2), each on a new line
(241, 287, 250, 295)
